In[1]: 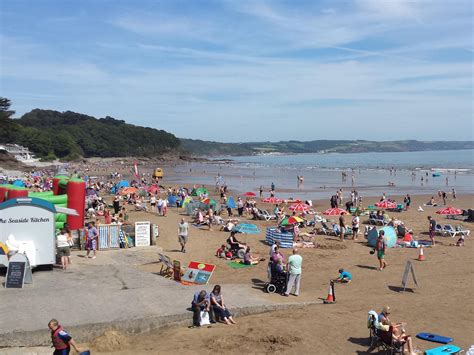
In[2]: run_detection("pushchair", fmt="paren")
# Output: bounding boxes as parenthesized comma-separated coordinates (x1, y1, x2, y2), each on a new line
(265, 262, 288, 294)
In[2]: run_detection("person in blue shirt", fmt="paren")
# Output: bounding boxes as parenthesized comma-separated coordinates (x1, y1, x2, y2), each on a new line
(333, 268, 352, 283)
(191, 290, 215, 327)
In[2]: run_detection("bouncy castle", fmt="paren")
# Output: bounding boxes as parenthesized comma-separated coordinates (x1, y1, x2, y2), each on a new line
(0, 175, 86, 230)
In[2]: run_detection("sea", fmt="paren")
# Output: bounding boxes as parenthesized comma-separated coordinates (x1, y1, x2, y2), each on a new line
(166, 149, 474, 200)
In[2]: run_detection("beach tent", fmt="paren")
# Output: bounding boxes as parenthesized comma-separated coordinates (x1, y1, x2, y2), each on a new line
(117, 180, 130, 188)
(185, 201, 201, 215)
(191, 187, 208, 197)
(168, 195, 177, 205)
(182, 196, 193, 209)
(367, 226, 397, 248)
(227, 196, 236, 209)
(12, 179, 25, 187)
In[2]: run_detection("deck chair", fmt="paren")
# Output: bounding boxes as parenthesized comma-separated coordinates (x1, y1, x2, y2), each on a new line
(455, 225, 470, 236)
(260, 209, 277, 221)
(378, 326, 405, 354)
(319, 221, 332, 235)
(443, 224, 460, 238)
(158, 253, 173, 277)
(434, 224, 445, 235)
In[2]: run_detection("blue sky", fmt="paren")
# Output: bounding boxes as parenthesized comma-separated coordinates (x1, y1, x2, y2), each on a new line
(1, 0, 472, 142)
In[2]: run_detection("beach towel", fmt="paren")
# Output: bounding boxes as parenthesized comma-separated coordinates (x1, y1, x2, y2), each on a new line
(227, 261, 254, 269)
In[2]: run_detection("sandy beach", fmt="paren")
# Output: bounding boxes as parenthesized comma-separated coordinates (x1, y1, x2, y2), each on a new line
(73, 184, 473, 354)
(1, 161, 473, 355)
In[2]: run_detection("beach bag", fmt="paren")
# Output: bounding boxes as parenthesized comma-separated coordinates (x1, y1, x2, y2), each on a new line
(200, 311, 210, 326)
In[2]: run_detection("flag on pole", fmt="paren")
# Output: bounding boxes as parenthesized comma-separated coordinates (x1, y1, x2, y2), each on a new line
(133, 162, 139, 177)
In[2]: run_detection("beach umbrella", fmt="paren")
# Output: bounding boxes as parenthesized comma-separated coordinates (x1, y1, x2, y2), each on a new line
(242, 191, 256, 197)
(232, 223, 261, 234)
(436, 206, 463, 215)
(367, 226, 397, 248)
(191, 187, 208, 196)
(262, 197, 283, 203)
(375, 200, 397, 209)
(280, 216, 304, 226)
(201, 197, 217, 205)
(289, 203, 310, 212)
(322, 208, 347, 216)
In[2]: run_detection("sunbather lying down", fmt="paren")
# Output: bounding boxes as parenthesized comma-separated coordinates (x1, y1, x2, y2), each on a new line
(293, 241, 319, 248)
(450, 235, 465, 246)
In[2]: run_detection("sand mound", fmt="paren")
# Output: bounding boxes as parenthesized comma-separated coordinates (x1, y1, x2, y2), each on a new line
(90, 330, 130, 352)
(205, 333, 301, 353)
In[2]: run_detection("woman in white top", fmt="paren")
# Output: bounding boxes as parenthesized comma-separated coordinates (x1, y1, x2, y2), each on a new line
(352, 214, 360, 241)
(56, 229, 71, 270)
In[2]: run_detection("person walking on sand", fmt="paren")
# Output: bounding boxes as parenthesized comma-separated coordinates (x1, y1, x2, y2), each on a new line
(339, 214, 346, 241)
(428, 216, 436, 247)
(375, 230, 387, 271)
(48, 319, 83, 355)
(178, 217, 189, 253)
(284, 248, 302, 297)
(351, 214, 359, 240)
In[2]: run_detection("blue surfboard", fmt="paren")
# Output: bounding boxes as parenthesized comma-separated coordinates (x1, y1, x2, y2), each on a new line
(417, 333, 453, 344)
(424, 344, 461, 355)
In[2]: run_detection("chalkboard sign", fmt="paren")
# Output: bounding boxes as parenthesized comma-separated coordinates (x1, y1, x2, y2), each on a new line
(5, 253, 32, 288)
(5, 261, 26, 288)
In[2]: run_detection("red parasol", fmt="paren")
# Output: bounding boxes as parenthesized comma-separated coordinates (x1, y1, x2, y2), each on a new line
(289, 203, 310, 212)
(375, 200, 397, 209)
(436, 206, 463, 215)
(322, 208, 348, 216)
(262, 197, 283, 203)
(242, 192, 256, 197)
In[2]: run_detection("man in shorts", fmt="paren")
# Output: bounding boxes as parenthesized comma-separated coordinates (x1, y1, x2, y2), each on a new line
(178, 218, 189, 253)
(375, 230, 387, 271)
(427, 216, 436, 246)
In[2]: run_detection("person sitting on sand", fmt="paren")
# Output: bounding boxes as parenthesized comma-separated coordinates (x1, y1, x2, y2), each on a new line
(450, 234, 465, 247)
(333, 268, 352, 283)
(216, 244, 232, 259)
(243, 246, 263, 265)
(220, 220, 235, 232)
(427, 196, 437, 206)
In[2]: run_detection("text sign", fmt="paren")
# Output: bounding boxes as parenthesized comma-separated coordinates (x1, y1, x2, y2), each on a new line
(6, 261, 26, 288)
(135, 221, 151, 247)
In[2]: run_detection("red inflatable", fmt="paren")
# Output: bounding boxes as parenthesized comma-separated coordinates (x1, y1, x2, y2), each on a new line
(7, 188, 28, 200)
(0, 186, 10, 202)
(53, 175, 68, 195)
(66, 178, 86, 230)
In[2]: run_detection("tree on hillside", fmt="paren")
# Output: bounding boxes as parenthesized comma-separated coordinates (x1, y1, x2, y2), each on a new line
(0, 97, 18, 142)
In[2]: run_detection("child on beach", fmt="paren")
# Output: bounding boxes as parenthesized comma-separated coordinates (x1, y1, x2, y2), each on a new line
(333, 268, 352, 283)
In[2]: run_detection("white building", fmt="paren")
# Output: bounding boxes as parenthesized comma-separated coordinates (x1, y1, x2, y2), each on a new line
(0, 144, 38, 162)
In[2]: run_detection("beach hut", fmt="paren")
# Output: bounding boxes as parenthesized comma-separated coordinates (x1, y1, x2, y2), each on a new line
(367, 226, 397, 248)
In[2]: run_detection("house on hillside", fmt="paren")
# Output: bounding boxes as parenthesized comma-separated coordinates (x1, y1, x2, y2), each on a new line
(0, 144, 38, 163)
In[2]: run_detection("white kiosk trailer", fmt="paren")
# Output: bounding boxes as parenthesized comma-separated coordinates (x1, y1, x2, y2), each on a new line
(0, 197, 78, 268)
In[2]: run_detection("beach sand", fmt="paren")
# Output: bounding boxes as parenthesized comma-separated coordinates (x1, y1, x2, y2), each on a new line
(76, 188, 473, 354)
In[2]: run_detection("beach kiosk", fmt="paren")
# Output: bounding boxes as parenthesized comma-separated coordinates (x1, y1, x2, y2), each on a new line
(0, 198, 78, 268)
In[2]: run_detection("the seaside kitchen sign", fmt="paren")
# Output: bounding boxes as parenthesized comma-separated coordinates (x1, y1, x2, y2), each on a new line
(0, 198, 56, 267)
(134, 221, 151, 247)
